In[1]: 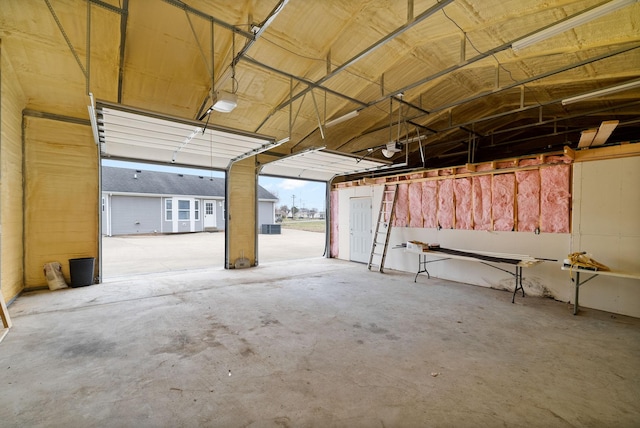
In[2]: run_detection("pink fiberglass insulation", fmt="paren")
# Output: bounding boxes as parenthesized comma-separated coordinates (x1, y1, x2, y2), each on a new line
(454, 178, 473, 229)
(496, 161, 515, 169)
(394, 183, 409, 227)
(438, 179, 454, 229)
(477, 163, 493, 172)
(519, 158, 542, 167)
(408, 182, 423, 227)
(422, 181, 438, 228)
(540, 165, 570, 233)
(473, 175, 492, 230)
(546, 155, 572, 164)
(330, 190, 339, 257)
(516, 170, 540, 232)
(426, 171, 439, 177)
(492, 174, 515, 231)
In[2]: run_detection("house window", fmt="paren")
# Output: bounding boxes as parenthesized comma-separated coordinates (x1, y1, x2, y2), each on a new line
(101, 197, 105, 212)
(165, 199, 173, 221)
(194, 200, 200, 221)
(178, 200, 190, 220)
(206, 202, 214, 215)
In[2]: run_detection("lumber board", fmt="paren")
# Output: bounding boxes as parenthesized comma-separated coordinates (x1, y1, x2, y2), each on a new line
(0, 295, 12, 329)
(578, 128, 597, 148)
(591, 120, 619, 147)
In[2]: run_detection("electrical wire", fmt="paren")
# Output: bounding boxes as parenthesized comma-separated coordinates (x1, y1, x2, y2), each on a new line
(440, 8, 544, 106)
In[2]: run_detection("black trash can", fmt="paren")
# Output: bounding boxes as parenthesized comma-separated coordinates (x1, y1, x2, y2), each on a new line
(69, 257, 95, 288)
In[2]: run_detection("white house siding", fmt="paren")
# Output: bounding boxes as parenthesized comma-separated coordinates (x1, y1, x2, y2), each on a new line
(110, 196, 162, 235)
(103, 194, 274, 235)
(258, 200, 276, 230)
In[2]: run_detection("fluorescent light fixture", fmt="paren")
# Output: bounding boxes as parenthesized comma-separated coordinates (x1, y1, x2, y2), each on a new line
(325, 110, 359, 128)
(212, 91, 238, 113)
(512, 0, 637, 51)
(562, 78, 640, 105)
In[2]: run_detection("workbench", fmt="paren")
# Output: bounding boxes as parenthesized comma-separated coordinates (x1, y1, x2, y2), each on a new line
(561, 266, 640, 315)
(405, 246, 543, 303)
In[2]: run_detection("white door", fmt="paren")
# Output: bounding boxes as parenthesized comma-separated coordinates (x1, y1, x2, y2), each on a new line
(349, 197, 372, 263)
(204, 200, 216, 228)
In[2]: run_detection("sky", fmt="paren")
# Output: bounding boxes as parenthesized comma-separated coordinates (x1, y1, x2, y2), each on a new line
(102, 159, 327, 212)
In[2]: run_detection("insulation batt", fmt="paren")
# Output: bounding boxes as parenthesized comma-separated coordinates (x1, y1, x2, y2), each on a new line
(438, 179, 454, 229)
(393, 183, 409, 227)
(540, 165, 570, 233)
(492, 174, 515, 231)
(454, 178, 473, 229)
(516, 170, 540, 232)
(408, 182, 423, 227)
(422, 181, 438, 228)
(519, 158, 542, 167)
(473, 175, 492, 230)
(476, 163, 494, 172)
(330, 190, 339, 257)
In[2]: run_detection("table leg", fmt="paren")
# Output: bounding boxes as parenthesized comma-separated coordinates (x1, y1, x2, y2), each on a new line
(414, 254, 430, 282)
(573, 271, 580, 315)
(511, 266, 525, 303)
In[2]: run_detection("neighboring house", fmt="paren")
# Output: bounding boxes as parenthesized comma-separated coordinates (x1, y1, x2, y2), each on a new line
(101, 167, 278, 236)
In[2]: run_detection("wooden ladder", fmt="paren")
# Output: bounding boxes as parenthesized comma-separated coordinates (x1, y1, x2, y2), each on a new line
(368, 183, 398, 273)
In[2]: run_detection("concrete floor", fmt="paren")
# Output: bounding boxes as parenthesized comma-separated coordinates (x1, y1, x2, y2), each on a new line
(2, 258, 640, 427)
(102, 229, 326, 278)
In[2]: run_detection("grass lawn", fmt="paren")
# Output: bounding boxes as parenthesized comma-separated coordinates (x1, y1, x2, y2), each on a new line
(279, 219, 326, 233)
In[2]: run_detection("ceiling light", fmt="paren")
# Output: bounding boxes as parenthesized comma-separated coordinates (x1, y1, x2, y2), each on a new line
(512, 0, 637, 51)
(325, 110, 359, 128)
(561, 79, 640, 105)
(212, 91, 238, 113)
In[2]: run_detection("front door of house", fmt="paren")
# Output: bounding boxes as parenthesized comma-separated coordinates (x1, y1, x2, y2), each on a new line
(204, 200, 216, 229)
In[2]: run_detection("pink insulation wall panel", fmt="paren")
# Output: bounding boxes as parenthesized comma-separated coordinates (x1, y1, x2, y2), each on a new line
(473, 175, 492, 230)
(330, 190, 339, 257)
(516, 170, 540, 232)
(454, 178, 473, 229)
(540, 164, 570, 233)
(393, 183, 409, 227)
(492, 174, 515, 231)
(519, 158, 542, 167)
(408, 182, 423, 227)
(438, 179, 454, 229)
(422, 181, 438, 228)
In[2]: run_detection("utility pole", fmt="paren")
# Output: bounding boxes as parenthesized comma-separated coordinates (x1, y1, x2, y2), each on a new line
(291, 194, 296, 219)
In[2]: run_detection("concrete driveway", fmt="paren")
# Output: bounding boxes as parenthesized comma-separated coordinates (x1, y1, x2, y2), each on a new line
(102, 229, 326, 279)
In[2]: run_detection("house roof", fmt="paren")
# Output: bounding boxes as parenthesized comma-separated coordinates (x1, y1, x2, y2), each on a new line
(102, 167, 278, 201)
